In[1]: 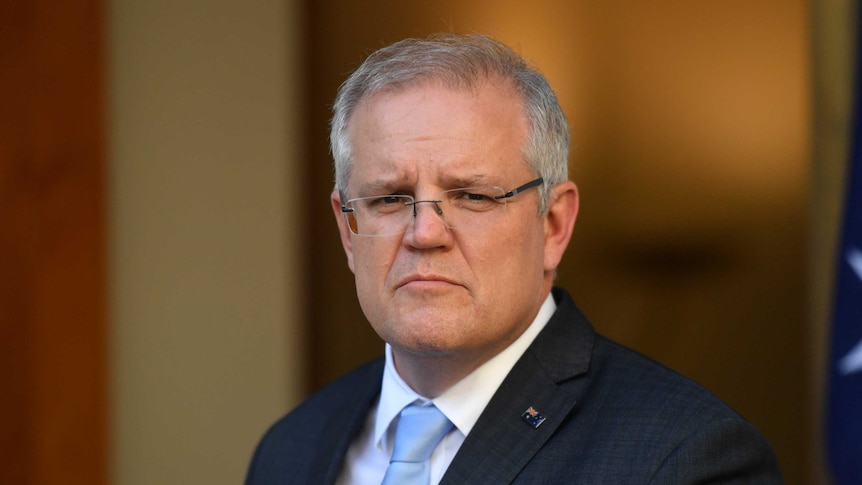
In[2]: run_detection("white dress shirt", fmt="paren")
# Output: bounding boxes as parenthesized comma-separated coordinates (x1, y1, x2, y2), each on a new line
(336, 293, 557, 485)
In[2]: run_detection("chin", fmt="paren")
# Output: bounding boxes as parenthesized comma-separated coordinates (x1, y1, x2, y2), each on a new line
(386, 322, 463, 356)
(402, 342, 457, 358)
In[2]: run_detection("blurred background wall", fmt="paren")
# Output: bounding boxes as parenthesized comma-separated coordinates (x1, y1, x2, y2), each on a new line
(108, 1, 306, 484)
(1, 1, 107, 483)
(0, 0, 852, 484)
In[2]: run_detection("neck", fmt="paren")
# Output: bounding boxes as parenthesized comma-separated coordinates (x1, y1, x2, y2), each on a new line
(390, 349, 490, 398)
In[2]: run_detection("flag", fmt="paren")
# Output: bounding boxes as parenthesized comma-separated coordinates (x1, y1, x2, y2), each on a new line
(826, 20, 862, 482)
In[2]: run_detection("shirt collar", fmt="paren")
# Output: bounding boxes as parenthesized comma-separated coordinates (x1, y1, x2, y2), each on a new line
(373, 292, 557, 451)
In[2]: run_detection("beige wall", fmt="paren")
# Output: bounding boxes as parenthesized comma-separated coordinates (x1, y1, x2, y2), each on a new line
(108, 1, 304, 483)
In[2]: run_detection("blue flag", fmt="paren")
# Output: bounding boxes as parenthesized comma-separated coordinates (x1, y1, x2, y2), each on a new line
(827, 22, 862, 482)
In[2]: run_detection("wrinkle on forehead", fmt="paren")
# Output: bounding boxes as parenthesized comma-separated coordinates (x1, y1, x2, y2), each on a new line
(346, 80, 532, 197)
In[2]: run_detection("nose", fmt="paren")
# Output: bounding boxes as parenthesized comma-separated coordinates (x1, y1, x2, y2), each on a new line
(405, 199, 451, 248)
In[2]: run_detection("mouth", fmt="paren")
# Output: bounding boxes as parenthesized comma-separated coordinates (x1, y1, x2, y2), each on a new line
(397, 274, 462, 290)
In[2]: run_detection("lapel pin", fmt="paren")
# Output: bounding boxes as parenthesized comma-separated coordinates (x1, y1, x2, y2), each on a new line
(522, 406, 546, 429)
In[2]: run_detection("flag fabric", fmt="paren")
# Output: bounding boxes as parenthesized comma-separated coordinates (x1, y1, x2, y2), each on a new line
(826, 19, 862, 483)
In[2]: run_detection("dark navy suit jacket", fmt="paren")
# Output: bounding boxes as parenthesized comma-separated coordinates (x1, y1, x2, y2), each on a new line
(246, 288, 782, 484)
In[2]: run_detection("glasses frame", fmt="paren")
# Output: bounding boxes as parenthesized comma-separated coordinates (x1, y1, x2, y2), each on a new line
(340, 177, 544, 236)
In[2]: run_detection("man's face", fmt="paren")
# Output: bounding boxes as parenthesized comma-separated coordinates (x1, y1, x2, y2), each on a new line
(331, 80, 571, 376)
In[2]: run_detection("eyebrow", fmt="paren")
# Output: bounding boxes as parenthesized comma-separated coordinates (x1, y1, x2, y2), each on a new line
(439, 173, 499, 188)
(352, 173, 502, 197)
(354, 177, 411, 196)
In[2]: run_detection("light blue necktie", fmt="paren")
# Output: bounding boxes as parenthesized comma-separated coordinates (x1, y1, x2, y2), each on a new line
(381, 404, 453, 485)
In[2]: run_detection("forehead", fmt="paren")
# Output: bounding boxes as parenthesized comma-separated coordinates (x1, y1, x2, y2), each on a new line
(346, 80, 531, 187)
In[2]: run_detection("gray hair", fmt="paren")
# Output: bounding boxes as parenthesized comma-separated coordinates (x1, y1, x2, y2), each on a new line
(330, 33, 569, 213)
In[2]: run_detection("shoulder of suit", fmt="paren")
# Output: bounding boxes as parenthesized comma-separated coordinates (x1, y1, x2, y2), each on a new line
(589, 334, 746, 422)
(290, 357, 384, 417)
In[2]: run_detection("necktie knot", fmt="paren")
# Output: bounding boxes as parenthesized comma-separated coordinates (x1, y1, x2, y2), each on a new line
(382, 404, 453, 484)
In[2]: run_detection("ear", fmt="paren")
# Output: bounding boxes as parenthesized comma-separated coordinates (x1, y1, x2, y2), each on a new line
(543, 180, 579, 272)
(331, 190, 355, 273)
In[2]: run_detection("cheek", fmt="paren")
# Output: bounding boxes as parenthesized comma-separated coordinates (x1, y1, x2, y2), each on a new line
(489, 225, 547, 294)
(464, 225, 544, 299)
(488, 221, 544, 266)
(350, 246, 385, 326)
(351, 240, 398, 295)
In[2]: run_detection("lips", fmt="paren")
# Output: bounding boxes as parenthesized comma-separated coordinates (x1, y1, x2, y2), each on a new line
(397, 274, 461, 289)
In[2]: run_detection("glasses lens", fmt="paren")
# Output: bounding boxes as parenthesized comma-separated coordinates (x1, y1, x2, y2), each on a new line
(345, 186, 515, 236)
(346, 195, 413, 236)
(440, 186, 506, 213)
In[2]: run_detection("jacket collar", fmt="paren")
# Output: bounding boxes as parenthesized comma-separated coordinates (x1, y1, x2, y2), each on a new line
(440, 287, 596, 484)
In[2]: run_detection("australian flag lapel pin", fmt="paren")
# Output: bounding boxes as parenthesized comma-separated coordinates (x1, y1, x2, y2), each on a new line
(522, 406, 546, 429)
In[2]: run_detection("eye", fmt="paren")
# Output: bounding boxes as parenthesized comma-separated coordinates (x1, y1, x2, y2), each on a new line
(463, 192, 492, 202)
(363, 195, 410, 215)
(447, 188, 502, 211)
(364, 195, 403, 206)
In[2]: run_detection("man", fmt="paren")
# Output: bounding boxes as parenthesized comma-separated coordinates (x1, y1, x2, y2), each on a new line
(246, 34, 782, 484)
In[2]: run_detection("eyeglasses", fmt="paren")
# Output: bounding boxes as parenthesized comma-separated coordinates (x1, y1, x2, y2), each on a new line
(341, 177, 543, 237)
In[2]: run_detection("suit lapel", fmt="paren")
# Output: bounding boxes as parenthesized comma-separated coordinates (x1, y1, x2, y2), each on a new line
(441, 288, 595, 484)
(314, 359, 384, 485)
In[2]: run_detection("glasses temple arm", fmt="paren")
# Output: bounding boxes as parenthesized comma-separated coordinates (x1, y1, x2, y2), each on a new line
(495, 177, 544, 200)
